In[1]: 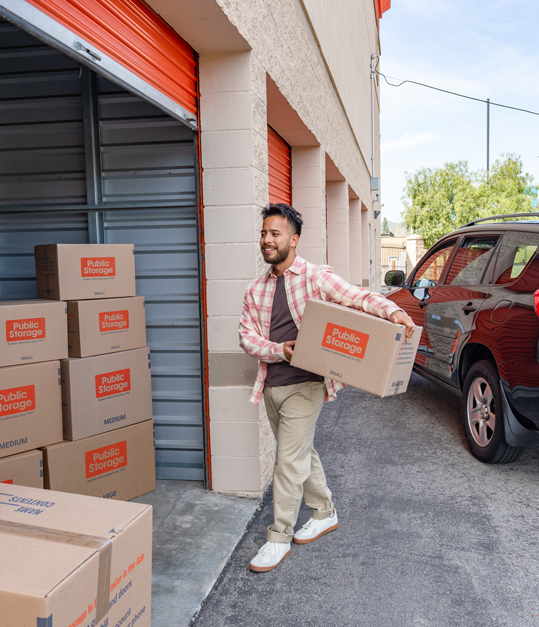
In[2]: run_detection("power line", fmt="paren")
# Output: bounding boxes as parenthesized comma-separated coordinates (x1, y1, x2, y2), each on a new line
(375, 70, 539, 117)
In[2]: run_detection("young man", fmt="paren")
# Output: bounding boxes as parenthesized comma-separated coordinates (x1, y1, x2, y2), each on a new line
(239, 203, 415, 572)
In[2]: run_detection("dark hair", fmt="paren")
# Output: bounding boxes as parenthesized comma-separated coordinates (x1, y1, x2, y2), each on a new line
(261, 203, 303, 237)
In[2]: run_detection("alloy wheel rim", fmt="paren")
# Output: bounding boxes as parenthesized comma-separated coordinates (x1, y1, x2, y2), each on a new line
(467, 376, 496, 447)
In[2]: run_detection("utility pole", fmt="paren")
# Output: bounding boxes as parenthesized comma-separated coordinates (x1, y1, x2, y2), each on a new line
(487, 98, 490, 173)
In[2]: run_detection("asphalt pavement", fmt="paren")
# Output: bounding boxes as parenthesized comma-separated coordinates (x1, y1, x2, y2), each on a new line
(193, 372, 539, 627)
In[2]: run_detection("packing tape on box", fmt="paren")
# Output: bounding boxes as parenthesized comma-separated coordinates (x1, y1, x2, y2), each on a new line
(0, 519, 112, 621)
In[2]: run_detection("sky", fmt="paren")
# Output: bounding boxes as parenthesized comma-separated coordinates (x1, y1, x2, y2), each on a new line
(379, 0, 539, 224)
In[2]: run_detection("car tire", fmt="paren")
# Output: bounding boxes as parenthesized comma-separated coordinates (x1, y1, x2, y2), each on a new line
(461, 360, 524, 464)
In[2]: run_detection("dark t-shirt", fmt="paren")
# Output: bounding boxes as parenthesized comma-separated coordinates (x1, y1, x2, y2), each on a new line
(265, 274, 324, 387)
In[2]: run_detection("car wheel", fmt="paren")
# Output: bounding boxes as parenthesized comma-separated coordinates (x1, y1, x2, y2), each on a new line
(461, 360, 524, 463)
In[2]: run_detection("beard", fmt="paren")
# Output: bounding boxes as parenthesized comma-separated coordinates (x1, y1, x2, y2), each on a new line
(262, 241, 291, 265)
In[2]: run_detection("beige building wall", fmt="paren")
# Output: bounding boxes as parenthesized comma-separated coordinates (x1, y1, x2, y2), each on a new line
(147, 0, 385, 497)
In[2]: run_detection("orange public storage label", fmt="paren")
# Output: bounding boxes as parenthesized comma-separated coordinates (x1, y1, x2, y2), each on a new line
(6, 318, 46, 342)
(85, 441, 127, 478)
(99, 310, 129, 332)
(1, 480, 14, 485)
(0, 385, 36, 417)
(95, 369, 131, 399)
(321, 323, 369, 359)
(81, 257, 116, 277)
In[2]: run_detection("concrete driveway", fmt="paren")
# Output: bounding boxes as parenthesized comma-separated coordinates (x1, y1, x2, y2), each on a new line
(193, 372, 539, 627)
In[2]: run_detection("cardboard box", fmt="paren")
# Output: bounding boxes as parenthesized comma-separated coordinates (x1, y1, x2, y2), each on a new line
(35, 243, 136, 301)
(61, 347, 153, 441)
(0, 361, 63, 459)
(0, 484, 151, 627)
(0, 449, 43, 488)
(0, 299, 67, 368)
(42, 420, 156, 501)
(67, 296, 147, 358)
(290, 299, 422, 397)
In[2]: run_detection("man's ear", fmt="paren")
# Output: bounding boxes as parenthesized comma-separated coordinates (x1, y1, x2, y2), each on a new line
(290, 233, 300, 250)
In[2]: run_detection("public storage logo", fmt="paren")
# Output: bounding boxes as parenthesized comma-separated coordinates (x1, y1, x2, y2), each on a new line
(95, 369, 131, 399)
(99, 310, 129, 332)
(322, 323, 369, 359)
(0, 385, 36, 417)
(81, 257, 116, 277)
(85, 441, 127, 478)
(1, 479, 13, 484)
(6, 318, 45, 342)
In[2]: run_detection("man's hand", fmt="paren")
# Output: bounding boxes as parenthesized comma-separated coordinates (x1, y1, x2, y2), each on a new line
(389, 311, 416, 341)
(283, 340, 296, 362)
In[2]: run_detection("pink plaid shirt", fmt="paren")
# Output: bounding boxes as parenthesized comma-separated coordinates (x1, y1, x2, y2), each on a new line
(239, 255, 402, 404)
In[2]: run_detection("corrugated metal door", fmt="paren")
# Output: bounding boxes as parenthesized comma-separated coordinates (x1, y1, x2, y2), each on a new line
(24, 0, 198, 115)
(0, 18, 205, 481)
(268, 125, 292, 205)
(98, 77, 204, 479)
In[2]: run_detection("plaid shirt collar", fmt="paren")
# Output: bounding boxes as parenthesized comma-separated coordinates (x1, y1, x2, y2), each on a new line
(263, 255, 305, 282)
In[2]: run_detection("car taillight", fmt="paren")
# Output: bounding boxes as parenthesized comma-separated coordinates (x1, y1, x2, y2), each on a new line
(535, 290, 539, 318)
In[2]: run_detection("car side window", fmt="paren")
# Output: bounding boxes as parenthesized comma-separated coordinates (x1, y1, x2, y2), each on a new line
(412, 240, 456, 287)
(493, 232, 539, 285)
(445, 237, 499, 286)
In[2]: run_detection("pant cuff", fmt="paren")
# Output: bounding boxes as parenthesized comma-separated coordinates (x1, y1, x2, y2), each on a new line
(266, 525, 293, 544)
(311, 505, 334, 521)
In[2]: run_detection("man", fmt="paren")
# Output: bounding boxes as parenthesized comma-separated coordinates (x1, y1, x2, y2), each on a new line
(239, 203, 415, 573)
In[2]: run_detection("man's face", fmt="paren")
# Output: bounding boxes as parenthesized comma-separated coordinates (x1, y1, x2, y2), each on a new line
(260, 215, 298, 266)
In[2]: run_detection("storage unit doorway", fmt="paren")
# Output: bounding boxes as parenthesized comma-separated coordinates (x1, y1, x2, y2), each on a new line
(0, 16, 207, 482)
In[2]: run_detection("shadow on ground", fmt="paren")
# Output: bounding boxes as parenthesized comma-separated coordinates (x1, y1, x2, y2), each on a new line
(194, 373, 539, 627)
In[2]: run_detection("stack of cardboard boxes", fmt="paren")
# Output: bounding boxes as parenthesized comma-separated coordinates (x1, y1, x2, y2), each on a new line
(0, 244, 156, 500)
(35, 244, 156, 501)
(0, 299, 66, 487)
(0, 244, 154, 627)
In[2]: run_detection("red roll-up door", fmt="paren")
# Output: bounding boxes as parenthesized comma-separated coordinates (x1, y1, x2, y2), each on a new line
(25, 0, 198, 115)
(268, 126, 292, 205)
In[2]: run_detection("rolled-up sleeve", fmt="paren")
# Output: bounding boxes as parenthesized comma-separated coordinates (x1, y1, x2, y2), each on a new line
(238, 289, 286, 363)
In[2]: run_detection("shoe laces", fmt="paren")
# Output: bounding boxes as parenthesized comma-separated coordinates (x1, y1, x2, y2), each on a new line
(301, 517, 318, 531)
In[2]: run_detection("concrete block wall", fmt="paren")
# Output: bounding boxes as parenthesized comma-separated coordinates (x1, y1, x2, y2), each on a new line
(200, 51, 274, 497)
(326, 181, 350, 281)
(349, 197, 362, 285)
(292, 146, 326, 265)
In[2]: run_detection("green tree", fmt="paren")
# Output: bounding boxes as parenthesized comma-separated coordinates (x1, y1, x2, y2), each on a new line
(402, 154, 536, 248)
(382, 217, 389, 234)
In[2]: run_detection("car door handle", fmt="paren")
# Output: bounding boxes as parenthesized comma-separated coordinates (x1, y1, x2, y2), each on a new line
(419, 300, 428, 309)
(462, 304, 477, 314)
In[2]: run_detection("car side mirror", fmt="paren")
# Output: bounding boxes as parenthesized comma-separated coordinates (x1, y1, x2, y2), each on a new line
(385, 270, 405, 287)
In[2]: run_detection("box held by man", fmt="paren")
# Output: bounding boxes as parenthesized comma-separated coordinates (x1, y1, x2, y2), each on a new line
(291, 299, 421, 397)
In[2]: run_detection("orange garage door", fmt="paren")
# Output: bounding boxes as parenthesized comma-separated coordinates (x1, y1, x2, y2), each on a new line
(26, 0, 197, 115)
(268, 125, 292, 205)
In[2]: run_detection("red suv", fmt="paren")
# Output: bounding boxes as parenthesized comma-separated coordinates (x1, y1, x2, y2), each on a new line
(385, 213, 539, 463)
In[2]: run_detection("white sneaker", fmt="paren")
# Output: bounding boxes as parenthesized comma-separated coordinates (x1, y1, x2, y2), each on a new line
(293, 509, 338, 544)
(249, 541, 291, 572)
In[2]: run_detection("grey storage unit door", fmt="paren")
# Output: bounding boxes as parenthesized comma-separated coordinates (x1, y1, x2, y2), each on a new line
(0, 19, 205, 481)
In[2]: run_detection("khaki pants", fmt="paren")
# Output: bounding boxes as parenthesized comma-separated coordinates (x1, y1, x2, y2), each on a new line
(263, 381, 334, 544)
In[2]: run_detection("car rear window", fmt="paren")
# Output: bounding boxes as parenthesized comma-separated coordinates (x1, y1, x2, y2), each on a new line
(493, 232, 539, 285)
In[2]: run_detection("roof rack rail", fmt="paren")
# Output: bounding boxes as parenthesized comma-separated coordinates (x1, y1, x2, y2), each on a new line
(460, 212, 539, 229)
